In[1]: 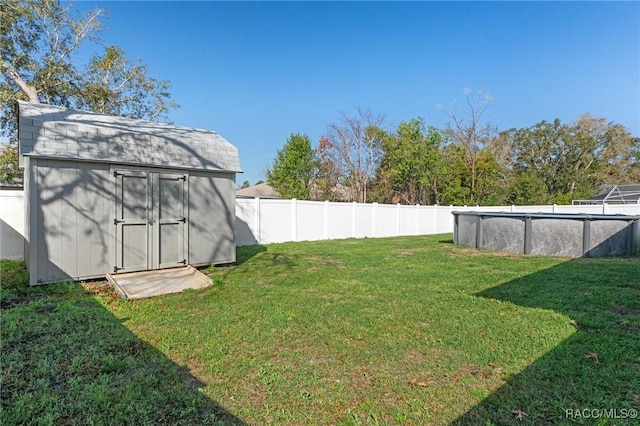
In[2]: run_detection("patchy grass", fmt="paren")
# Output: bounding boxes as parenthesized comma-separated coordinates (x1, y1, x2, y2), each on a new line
(2, 236, 639, 425)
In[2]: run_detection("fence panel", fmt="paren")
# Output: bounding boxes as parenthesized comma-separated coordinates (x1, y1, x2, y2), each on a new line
(235, 198, 258, 246)
(353, 203, 373, 238)
(327, 202, 354, 239)
(258, 200, 293, 244)
(375, 204, 398, 237)
(399, 205, 419, 236)
(0, 190, 25, 259)
(296, 200, 326, 242)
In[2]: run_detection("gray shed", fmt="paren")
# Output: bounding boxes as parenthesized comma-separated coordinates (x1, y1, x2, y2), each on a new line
(18, 101, 242, 286)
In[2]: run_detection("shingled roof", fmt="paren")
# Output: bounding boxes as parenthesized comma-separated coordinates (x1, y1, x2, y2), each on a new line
(18, 101, 242, 173)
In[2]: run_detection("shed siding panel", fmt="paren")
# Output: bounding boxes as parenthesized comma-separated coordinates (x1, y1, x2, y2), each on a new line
(37, 161, 65, 282)
(75, 162, 92, 277)
(188, 172, 236, 264)
(89, 164, 113, 275)
(61, 161, 78, 275)
(32, 160, 113, 283)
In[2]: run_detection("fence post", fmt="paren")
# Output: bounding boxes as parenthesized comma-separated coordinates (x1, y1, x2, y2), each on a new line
(603, 203, 609, 215)
(291, 198, 297, 241)
(352, 202, 357, 238)
(416, 204, 420, 235)
(552, 204, 557, 213)
(254, 197, 261, 244)
(396, 203, 401, 236)
(372, 202, 378, 237)
(324, 200, 329, 240)
(433, 204, 438, 234)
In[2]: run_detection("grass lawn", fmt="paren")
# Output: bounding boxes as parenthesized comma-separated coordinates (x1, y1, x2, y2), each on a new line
(1, 235, 639, 425)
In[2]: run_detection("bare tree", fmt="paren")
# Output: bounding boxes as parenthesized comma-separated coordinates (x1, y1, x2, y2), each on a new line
(441, 89, 496, 204)
(323, 108, 388, 203)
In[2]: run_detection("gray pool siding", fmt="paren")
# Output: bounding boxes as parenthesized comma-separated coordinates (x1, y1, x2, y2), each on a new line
(452, 211, 640, 258)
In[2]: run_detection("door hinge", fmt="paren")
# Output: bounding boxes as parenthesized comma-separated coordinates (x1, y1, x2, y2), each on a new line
(178, 217, 186, 223)
(113, 219, 124, 225)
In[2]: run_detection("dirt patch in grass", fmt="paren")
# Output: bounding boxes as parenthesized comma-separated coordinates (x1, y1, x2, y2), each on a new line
(450, 247, 534, 259)
(392, 247, 431, 256)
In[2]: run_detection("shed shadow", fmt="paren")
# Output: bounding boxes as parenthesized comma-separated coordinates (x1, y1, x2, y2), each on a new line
(452, 256, 640, 425)
(234, 244, 267, 266)
(0, 218, 25, 260)
(0, 262, 246, 425)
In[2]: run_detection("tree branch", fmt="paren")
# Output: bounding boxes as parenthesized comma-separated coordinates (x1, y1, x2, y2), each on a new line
(2, 62, 39, 102)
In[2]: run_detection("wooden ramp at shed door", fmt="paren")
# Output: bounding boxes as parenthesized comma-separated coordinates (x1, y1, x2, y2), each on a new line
(107, 266, 211, 299)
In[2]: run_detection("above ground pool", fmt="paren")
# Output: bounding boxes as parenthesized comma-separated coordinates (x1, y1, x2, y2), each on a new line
(452, 211, 640, 257)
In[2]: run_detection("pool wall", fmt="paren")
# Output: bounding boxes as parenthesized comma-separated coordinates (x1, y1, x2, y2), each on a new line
(452, 211, 640, 257)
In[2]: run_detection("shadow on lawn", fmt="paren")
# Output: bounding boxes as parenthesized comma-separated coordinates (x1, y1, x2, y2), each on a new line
(234, 244, 267, 266)
(0, 262, 246, 425)
(452, 257, 640, 425)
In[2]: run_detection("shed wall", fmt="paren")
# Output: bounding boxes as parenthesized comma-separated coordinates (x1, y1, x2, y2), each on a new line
(188, 170, 236, 265)
(28, 158, 113, 285)
(27, 160, 236, 285)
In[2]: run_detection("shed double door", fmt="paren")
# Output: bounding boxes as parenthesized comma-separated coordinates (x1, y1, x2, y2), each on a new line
(114, 170, 188, 273)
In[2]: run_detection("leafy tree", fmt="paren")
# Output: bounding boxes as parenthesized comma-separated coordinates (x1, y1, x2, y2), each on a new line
(437, 144, 470, 205)
(495, 115, 637, 204)
(0, 144, 19, 182)
(0, 0, 178, 183)
(576, 115, 639, 187)
(313, 137, 342, 201)
(78, 45, 178, 120)
(1, 0, 177, 133)
(376, 117, 443, 205)
(322, 108, 387, 203)
(507, 170, 550, 205)
(266, 133, 316, 200)
(470, 149, 509, 205)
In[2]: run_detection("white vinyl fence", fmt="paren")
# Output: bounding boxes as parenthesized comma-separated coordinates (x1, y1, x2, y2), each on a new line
(0, 190, 25, 260)
(2, 190, 639, 258)
(234, 197, 640, 246)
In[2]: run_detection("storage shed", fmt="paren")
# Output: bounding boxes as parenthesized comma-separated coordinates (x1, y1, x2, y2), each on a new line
(18, 101, 242, 286)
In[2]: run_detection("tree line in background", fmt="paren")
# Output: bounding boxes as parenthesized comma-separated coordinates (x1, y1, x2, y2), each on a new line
(267, 91, 639, 206)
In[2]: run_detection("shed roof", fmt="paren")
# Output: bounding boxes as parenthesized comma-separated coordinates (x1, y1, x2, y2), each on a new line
(18, 101, 241, 173)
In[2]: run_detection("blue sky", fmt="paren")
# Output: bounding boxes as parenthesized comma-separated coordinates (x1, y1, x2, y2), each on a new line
(73, 1, 639, 186)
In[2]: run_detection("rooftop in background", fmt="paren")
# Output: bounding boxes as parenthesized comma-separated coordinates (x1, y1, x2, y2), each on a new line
(573, 185, 640, 205)
(236, 182, 280, 199)
(18, 101, 242, 173)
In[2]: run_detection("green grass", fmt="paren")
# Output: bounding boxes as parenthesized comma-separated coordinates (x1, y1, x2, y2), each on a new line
(2, 235, 639, 425)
